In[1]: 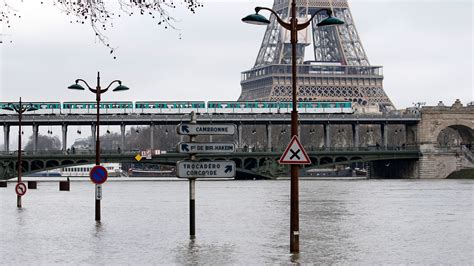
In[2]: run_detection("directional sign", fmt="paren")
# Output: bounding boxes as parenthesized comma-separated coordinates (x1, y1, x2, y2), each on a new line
(177, 142, 236, 154)
(89, 165, 108, 185)
(177, 123, 236, 135)
(15, 182, 27, 196)
(177, 161, 236, 178)
(95, 185, 102, 200)
(279, 136, 311, 164)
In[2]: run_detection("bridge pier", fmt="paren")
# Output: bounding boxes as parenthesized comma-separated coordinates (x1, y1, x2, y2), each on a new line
(352, 124, 360, 149)
(91, 124, 96, 150)
(3, 125, 10, 152)
(62, 124, 68, 152)
(418, 145, 465, 178)
(238, 124, 243, 150)
(32, 124, 39, 152)
(266, 124, 272, 151)
(150, 123, 155, 150)
(381, 124, 388, 148)
(324, 124, 331, 148)
(120, 124, 126, 150)
(405, 124, 418, 145)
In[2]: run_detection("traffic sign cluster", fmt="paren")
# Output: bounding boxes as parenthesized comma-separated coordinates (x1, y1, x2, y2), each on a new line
(177, 123, 236, 179)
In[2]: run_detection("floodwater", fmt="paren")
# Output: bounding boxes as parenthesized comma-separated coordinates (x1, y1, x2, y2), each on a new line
(1, 179, 473, 264)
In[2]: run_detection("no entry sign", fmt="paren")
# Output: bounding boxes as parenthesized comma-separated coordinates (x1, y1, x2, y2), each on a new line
(15, 182, 27, 196)
(89, 165, 108, 185)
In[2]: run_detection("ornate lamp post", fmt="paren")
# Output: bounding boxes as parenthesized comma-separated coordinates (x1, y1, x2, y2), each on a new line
(68, 72, 129, 221)
(242, 2, 344, 253)
(2, 98, 38, 208)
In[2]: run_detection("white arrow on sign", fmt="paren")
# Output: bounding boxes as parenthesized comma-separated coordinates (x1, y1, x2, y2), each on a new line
(177, 161, 236, 178)
(279, 136, 311, 165)
(177, 142, 236, 154)
(177, 123, 236, 135)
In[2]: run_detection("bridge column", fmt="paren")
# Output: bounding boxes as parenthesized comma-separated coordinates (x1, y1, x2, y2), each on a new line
(3, 125, 9, 152)
(352, 124, 360, 149)
(405, 124, 418, 146)
(150, 123, 155, 150)
(324, 124, 331, 148)
(381, 124, 388, 148)
(91, 124, 96, 150)
(120, 124, 126, 150)
(266, 124, 272, 152)
(62, 124, 68, 152)
(238, 124, 243, 150)
(32, 124, 39, 152)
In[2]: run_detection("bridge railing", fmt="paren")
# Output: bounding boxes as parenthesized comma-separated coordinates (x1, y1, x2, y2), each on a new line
(0, 145, 421, 157)
(0, 150, 143, 156)
(1, 112, 422, 121)
(239, 145, 420, 153)
(241, 64, 383, 82)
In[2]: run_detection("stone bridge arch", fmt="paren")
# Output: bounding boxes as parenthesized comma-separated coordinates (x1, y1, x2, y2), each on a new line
(435, 124, 474, 147)
(417, 101, 474, 178)
(418, 100, 474, 146)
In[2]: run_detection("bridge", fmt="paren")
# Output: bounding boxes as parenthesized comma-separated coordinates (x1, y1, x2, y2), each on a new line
(0, 147, 421, 180)
(2, 112, 420, 153)
(1, 100, 473, 179)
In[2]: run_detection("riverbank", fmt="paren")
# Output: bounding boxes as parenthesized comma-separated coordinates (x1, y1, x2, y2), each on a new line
(447, 169, 474, 179)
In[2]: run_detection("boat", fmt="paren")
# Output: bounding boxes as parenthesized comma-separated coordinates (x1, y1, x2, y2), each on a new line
(61, 163, 123, 177)
(26, 169, 62, 177)
(128, 168, 176, 177)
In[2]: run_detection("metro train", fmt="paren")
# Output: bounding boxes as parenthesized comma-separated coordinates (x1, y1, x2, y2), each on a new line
(0, 101, 353, 115)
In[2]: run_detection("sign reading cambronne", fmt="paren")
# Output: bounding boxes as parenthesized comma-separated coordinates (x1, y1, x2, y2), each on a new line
(177, 124, 236, 135)
(177, 142, 236, 154)
(177, 161, 236, 178)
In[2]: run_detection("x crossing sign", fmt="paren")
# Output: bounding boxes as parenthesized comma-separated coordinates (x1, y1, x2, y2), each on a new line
(279, 136, 311, 165)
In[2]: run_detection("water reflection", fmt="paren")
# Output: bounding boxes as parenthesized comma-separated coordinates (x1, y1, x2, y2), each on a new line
(93, 221, 104, 237)
(174, 239, 236, 265)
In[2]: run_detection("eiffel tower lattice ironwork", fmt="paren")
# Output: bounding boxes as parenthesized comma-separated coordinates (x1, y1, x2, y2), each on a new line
(239, 0, 395, 111)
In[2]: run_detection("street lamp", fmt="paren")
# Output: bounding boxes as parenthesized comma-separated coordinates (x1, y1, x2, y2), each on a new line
(68, 72, 129, 221)
(2, 98, 38, 208)
(243, 2, 344, 253)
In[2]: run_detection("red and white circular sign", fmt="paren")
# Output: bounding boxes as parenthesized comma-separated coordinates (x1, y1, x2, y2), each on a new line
(15, 182, 27, 196)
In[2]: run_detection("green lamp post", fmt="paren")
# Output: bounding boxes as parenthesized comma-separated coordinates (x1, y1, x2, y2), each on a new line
(68, 72, 129, 221)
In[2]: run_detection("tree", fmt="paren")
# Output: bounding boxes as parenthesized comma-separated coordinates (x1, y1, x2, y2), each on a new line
(24, 134, 62, 151)
(1, 0, 203, 55)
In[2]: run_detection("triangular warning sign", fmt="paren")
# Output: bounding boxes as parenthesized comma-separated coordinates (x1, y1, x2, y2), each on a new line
(279, 136, 311, 165)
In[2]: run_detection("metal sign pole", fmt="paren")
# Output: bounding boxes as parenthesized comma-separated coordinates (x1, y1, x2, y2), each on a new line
(189, 111, 197, 239)
(95, 74, 102, 222)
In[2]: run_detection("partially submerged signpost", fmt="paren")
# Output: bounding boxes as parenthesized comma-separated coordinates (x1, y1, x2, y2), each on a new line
(177, 112, 236, 238)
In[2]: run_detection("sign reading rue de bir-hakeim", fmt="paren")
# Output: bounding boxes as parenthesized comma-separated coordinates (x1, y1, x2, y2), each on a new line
(177, 142, 236, 154)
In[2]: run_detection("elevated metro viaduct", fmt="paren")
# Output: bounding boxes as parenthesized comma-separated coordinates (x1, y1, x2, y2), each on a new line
(1, 101, 473, 179)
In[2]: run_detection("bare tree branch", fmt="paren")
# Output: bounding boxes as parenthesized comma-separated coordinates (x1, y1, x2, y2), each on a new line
(1, 0, 203, 56)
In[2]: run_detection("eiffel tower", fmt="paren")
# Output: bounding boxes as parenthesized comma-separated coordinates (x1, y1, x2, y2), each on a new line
(239, 0, 395, 111)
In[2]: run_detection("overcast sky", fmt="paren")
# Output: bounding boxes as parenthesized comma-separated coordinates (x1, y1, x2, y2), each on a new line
(0, 0, 473, 109)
